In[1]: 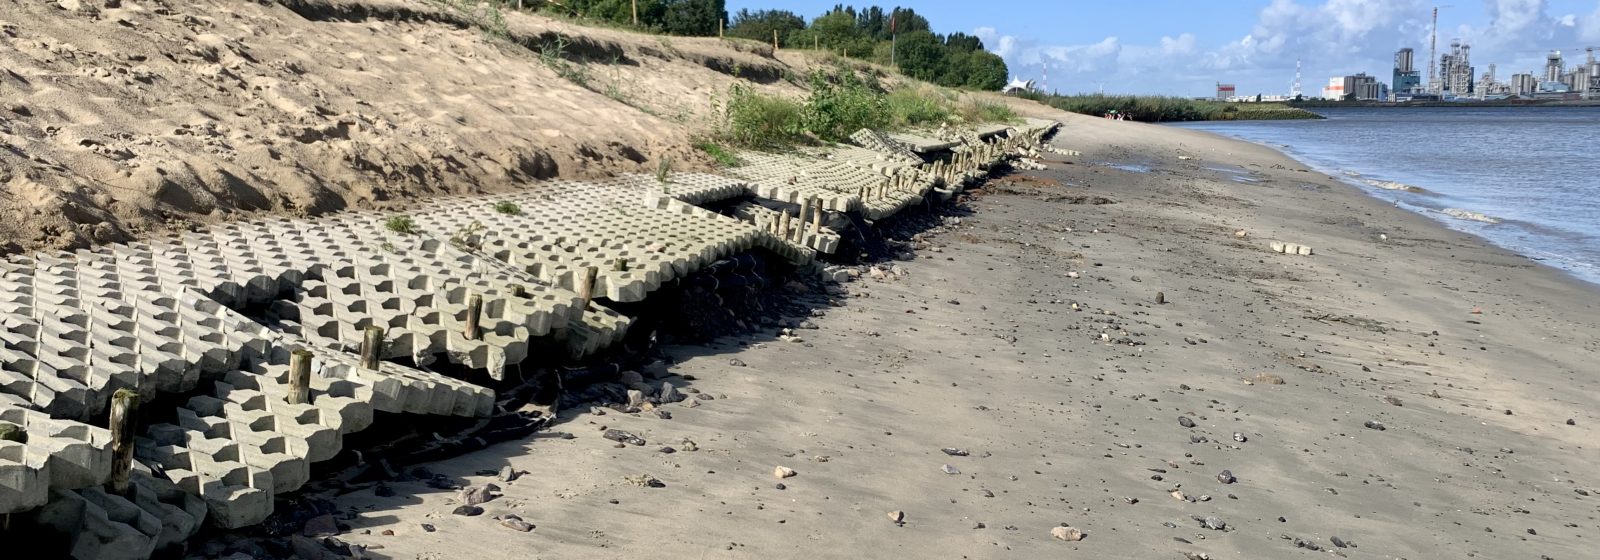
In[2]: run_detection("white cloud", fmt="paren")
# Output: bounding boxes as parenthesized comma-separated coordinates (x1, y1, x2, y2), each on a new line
(1583, 2, 1600, 41)
(977, 0, 1600, 95)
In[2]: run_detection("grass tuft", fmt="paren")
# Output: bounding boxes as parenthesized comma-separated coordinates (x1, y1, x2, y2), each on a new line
(493, 201, 521, 215)
(956, 98, 1019, 124)
(886, 86, 954, 127)
(384, 215, 417, 235)
(655, 155, 673, 184)
(715, 83, 804, 150)
(693, 139, 740, 167)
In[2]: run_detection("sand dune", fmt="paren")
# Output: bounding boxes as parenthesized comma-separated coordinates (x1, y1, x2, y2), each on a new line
(0, 0, 800, 252)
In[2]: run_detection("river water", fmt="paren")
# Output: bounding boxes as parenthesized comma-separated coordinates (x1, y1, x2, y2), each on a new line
(1170, 107, 1600, 284)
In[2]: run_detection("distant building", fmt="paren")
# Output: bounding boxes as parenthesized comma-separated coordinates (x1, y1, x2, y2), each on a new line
(1510, 73, 1539, 97)
(1324, 73, 1385, 101)
(1322, 77, 1345, 100)
(1001, 78, 1036, 94)
(1440, 41, 1475, 97)
(1545, 51, 1564, 83)
(1215, 83, 1236, 101)
(1392, 48, 1422, 99)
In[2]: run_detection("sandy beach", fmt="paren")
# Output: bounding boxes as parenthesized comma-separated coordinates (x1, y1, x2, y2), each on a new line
(279, 108, 1600, 559)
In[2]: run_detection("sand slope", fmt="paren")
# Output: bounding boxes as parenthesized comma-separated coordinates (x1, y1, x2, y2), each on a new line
(0, 0, 800, 252)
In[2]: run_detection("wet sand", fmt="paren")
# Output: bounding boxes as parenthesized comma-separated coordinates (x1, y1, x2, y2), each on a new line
(320, 109, 1600, 560)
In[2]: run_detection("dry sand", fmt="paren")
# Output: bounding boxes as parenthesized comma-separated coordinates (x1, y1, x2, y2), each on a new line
(308, 109, 1600, 559)
(0, 0, 801, 252)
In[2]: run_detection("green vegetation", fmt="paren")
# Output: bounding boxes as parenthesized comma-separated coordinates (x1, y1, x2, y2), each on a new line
(730, 6, 1007, 90)
(493, 201, 522, 215)
(537, 36, 591, 87)
(715, 67, 1015, 150)
(1016, 92, 1323, 122)
(384, 215, 418, 235)
(540, 0, 727, 36)
(693, 139, 740, 166)
(655, 155, 674, 183)
(715, 82, 805, 149)
(956, 97, 1018, 124)
(800, 71, 889, 142)
(885, 85, 951, 126)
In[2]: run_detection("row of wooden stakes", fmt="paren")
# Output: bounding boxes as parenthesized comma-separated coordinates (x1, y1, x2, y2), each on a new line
(760, 196, 826, 245)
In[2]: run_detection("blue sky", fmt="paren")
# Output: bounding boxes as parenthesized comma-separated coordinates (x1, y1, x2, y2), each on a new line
(726, 0, 1600, 96)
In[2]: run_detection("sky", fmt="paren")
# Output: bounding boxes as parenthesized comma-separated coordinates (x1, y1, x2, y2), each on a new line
(725, 0, 1600, 96)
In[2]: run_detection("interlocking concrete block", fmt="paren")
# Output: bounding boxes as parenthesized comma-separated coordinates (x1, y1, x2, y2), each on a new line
(36, 486, 161, 560)
(135, 430, 273, 529)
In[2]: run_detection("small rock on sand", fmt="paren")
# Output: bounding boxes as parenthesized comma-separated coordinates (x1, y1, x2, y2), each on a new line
(887, 510, 905, 523)
(603, 429, 647, 446)
(774, 466, 797, 479)
(1178, 416, 1196, 428)
(1051, 526, 1085, 541)
(457, 484, 497, 506)
(497, 514, 534, 532)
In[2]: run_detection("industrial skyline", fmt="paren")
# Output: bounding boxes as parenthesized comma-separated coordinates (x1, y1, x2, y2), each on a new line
(1298, 44, 1600, 102)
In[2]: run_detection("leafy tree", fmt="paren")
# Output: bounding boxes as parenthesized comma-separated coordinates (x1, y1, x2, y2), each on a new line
(661, 0, 726, 36)
(943, 32, 983, 53)
(727, 9, 806, 42)
(960, 50, 1008, 90)
(893, 30, 944, 82)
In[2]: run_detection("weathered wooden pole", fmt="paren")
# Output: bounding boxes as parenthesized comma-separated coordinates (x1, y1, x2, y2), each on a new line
(779, 210, 792, 240)
(465, 293, 484, 340)
(773, 29, 778, 50)
(360, 326, 384, 370)
(809, 197, 823, 238)
(631, 0, 638, 26)
(287, 349, 313, 405)
(108, 388, 139, 496)
(797, 198, 813, 241)
(718, 18, 723, 38)
(577, 266, 598, 308)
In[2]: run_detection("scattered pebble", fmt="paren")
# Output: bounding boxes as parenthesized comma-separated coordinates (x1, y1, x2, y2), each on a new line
(1050, 526, 1086, 542)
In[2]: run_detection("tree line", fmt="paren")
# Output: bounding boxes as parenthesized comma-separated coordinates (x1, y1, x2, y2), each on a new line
(527, 1, 1009, 90)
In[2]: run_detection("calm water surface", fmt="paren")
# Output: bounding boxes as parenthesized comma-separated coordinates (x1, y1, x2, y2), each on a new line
(1171, 107, 1600, 284)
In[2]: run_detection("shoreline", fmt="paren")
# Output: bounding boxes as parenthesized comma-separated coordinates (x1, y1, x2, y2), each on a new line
(309, 104, 1598, 559)
(1166, 117, 1600, 287)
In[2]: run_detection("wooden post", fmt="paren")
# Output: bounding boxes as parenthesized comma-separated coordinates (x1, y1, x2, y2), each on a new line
(360, 326, 383, 370)
(779, 211, 792, 240)
(465, 293, 483, 340)
(577, 266, 598, 307)
(109, 388, 139, 496)
(797, 198, 812, 239)
(718, 19, 723, 38)
(809, 197, 823, 238)
(814, 36, 819, 50)
(287, 349, 312, 405)
(631, 0, 638, 26)
(773, 29, 778, 51)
